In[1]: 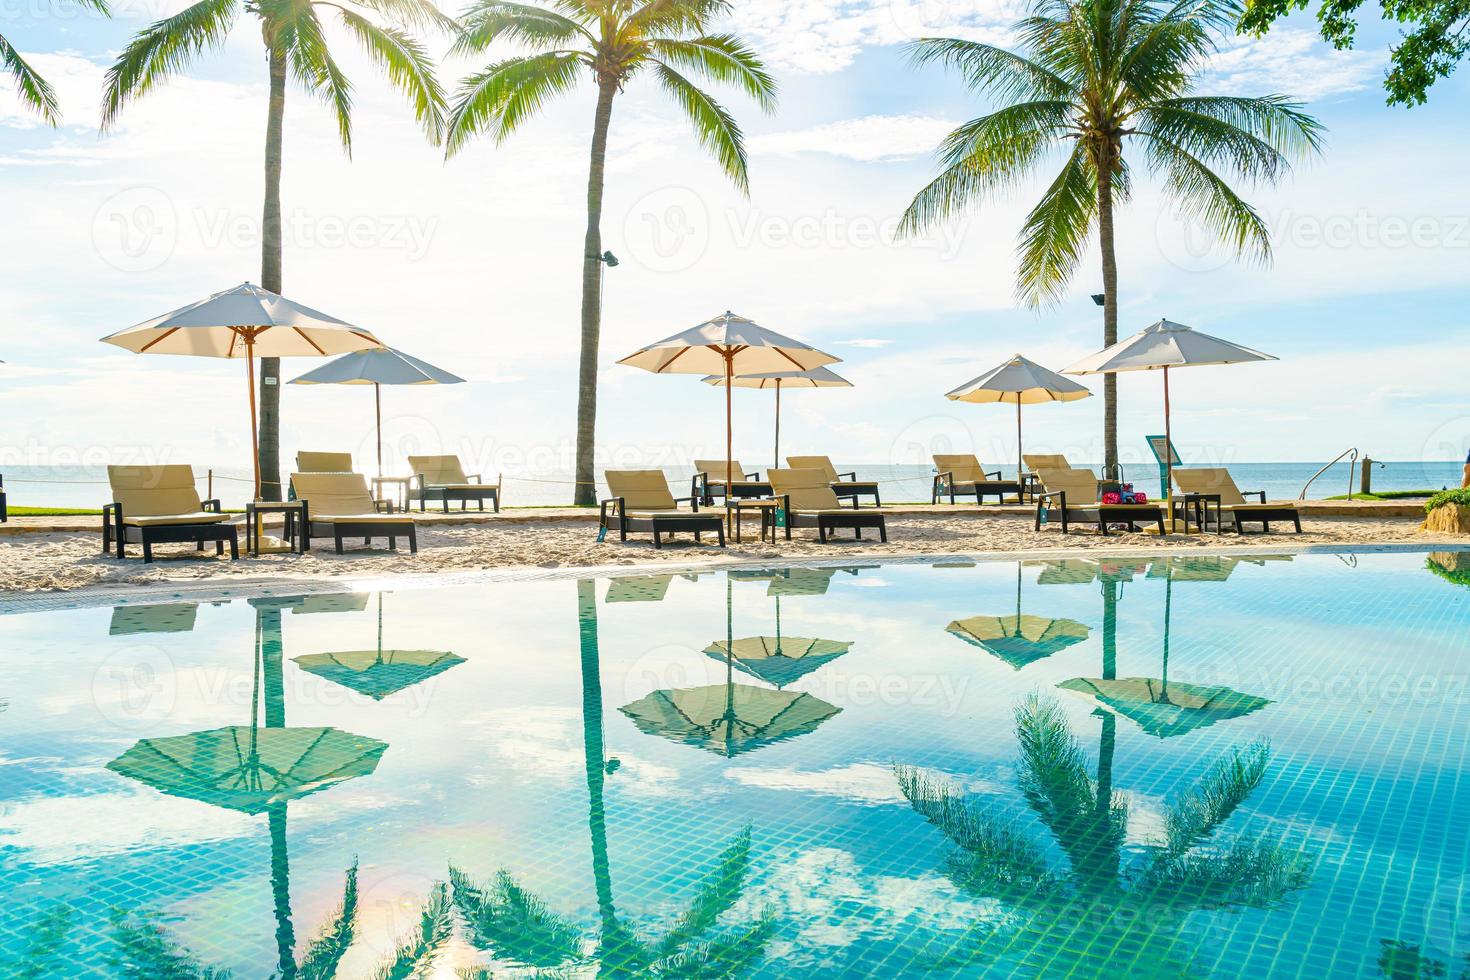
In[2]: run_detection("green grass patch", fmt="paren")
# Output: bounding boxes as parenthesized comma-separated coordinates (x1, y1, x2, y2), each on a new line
(1324, 489, 1437, 501)
(1426, 488, 1470, 514)
(1426, 555, 1470, 587)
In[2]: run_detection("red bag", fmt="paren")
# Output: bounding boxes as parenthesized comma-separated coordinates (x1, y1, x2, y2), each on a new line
(1133, 492, 1148, 504)
(1102, 492, 1122, 505)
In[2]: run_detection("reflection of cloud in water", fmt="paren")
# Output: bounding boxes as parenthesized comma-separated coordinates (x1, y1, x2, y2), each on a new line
(0, 787, 254, 864)
(739, 847, 1000, 963)
(726, 762, 1007, 806)
(462, 706, 681, 794)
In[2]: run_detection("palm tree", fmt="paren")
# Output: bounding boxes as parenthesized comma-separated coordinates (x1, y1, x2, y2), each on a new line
(896, 693, 1312, 974)
(3, 0, 109, 124)
(898, 0, 1323, 477)
(444, 1, 777, 506)
(100, 0, 451, 501)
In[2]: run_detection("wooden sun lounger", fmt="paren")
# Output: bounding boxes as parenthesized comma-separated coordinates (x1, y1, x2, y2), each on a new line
(290, 471, 418, 554)
(785, 455, 881, 507)
(602, 470, 725, 548)
(1035, 469, 1164, 536)
(296, 451, 355, 473)
(769, 467, 888, 543)
(932, 454, 1023, 505)
(103, 464, 238, 563)
(408, 455, 502, 513)
(692, 459, 772, 504)
(1173, 467, 1302, 534)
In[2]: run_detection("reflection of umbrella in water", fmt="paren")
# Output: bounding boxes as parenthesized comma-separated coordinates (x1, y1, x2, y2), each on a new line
(109, 602, 201, 635)
(106, 722, 386, 814)
(620, 576, 840, 756)
(605, 574, 674, 603)
(107, 596, 386, 975)
(1058, 560, 1270, 738)
(703, 591, 851, 688)
(292, 592, 463, 700)
(946, 565, 1090, 669)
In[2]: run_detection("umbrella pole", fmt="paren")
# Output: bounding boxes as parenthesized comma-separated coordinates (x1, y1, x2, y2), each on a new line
(724, 351, 734, 525)
(774, 379, 781, 472)
(246, 333, 261, 502)
(1162, 568, 1173, 697)
(1164, 365, 1175, 532)
(1016, 399, 1023, 490)
(375, 382, 383, 480)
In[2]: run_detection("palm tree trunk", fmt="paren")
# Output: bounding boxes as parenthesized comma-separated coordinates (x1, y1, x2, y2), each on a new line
(577, 580, 617, 936)
(573, 80, 617, 507)
(1096, 147, 1120, 480)
(258, 42, 287, 502)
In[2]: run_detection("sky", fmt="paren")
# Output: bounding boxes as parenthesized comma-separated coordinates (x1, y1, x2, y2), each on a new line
(2, 0, 1468, 493)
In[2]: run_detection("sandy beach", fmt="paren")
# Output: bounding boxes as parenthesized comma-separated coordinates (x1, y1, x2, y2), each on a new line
(0, 509, 1455, 595)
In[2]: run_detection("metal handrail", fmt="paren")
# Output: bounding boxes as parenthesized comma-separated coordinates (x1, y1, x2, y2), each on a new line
(1299, 448, 1358, 500)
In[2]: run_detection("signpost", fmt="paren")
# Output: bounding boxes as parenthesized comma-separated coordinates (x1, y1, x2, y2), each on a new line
(1145, 435, 1182, 501)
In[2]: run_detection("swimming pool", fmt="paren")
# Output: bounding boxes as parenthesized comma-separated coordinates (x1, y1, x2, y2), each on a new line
(2, 550, 1468, 977)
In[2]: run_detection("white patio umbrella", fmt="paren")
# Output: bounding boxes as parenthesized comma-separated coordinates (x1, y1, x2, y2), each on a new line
(101, 282, 382, 499)
(288, 347, 464, 479)
(617, 312, 839, 495)
(1064, 319, 1276, 527)
(701, 365, 852, 470)
(946, 354, 1092, 483)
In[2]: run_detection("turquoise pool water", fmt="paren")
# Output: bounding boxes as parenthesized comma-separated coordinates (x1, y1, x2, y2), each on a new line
(2, 551, 1469, 977)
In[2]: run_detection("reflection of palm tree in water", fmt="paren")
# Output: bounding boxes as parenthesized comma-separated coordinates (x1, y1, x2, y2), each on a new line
(447, 580, 775, 976)
(102, 599, 406, 979)
(897, 574, 1311, 977)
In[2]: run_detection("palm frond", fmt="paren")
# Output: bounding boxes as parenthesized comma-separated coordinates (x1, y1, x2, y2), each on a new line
(896, 100, 1069, 238)
(4, 904, 73, 979)
(0, 34, 61, 125)
(896, 764, 1054, 896)
(1162, 739, 1269, 855)
(105, 910, 231, 979)
(1140, 131, 1272, 262)
(449, 866, 584, 968)
(347, 0, 459, 35)
(626, 0, 730, 35)
(99, 0, 238, 130)
(652, 907, 777, 977)
(331, 8, 447, 143)
(1013, 693, 1128, 874)
(907, 35, 1075, 102)
(1138, 101, 1295, 184)
(297, 863, 361, 980)
(284, 5, 356, 151)
(1116, 0, 1229, 102)
(373, 881, 454, 980)
(1015, 146, 1098, 308)
(652, 60, 750, 193)
(444, 51, 584, 155)
(1145, 94, 1324, 163)
(452, 0, 593, 55)
(648, 34, 777, 111)
(1140, 835, 1312, 909)
(652, 827, 754, 959)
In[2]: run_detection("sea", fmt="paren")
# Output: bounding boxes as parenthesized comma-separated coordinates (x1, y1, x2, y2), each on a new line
(2, 461, 1461, 510)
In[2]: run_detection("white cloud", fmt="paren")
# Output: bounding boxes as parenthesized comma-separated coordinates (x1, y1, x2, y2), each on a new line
(751, 114, 955, 162)
(837, 338, 895, 349)
(1204, 30, 1383, 100)
(726, 0, 1022, 74)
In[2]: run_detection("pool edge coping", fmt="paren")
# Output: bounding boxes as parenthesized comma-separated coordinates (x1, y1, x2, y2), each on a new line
(4, 541, 1466, 615)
